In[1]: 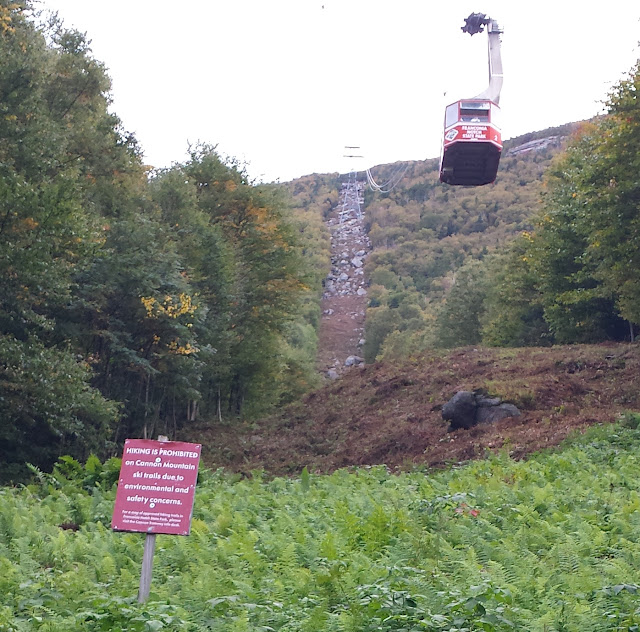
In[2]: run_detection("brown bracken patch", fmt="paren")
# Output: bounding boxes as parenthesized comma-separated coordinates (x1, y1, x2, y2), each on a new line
(183, 343, 640, 476)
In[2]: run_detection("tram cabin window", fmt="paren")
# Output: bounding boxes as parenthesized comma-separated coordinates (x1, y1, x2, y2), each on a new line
(460, 101, 490, 122)
(445, 103, 459, 128)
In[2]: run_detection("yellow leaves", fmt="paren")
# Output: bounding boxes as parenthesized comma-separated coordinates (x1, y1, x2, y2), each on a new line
(0, 3, 20, 34)
(4, 114, 17, 122)
(168, 341, 198, 355)
(141, 295, 200, 354)
(22, 217, 38, 230)
(224, 180, 237, 192)
(150, 332, 197, 355)
(141, 293, 198, 319)
(140, 296, 156, 316)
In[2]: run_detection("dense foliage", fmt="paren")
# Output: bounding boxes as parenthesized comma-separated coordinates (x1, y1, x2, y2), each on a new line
(3, 419, 640, 630)
(347, 129, 575, 361)
(0, 2, 325, 481)
(482, 61, 640, 347)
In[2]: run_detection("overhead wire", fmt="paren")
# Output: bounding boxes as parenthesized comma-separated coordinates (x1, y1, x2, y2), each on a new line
(365, 162, 411, 193)
(367, 163, 410, 191)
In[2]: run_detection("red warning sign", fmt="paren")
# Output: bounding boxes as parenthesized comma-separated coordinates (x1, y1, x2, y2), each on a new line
(111, 439, 201, 535)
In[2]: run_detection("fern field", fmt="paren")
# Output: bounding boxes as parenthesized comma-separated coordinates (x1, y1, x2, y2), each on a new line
(3, 419, 640, 631)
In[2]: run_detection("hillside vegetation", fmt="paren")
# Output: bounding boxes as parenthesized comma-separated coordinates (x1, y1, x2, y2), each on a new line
(286, 77, 640, 367)
(4, 3, 640, 631)
(284, 127, 580, 364)
(5, 419, 640, 630)
(190, 342, 640, 475)
(359, 97, 637, 359)
(0, 2, 328, 481)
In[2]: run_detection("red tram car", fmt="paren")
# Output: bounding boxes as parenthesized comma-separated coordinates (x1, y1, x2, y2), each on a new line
(439, 99, 502, 186)
(439, 13, 503, 187)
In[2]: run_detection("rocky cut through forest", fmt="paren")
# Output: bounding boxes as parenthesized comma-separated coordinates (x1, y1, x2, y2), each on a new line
(316, 176, 370, 378)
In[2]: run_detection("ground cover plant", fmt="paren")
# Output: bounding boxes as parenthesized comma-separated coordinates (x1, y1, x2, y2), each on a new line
(3, 418, 640, 631)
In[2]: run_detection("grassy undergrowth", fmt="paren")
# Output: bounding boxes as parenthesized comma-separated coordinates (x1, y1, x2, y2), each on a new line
(3, 418, 640, 631)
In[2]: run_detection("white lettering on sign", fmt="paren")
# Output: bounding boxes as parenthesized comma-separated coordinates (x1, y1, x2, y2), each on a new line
(112, 439, 201, 535)
(158, 448, 199, 458)
(133, 459, 196, 470)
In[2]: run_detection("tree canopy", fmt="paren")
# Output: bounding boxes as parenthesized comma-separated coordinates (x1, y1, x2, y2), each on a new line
(0, 2, 324, 481)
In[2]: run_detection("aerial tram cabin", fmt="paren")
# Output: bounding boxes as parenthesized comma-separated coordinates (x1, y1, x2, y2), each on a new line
(439, 13, 504, 187)
(439, 98, 502, 186)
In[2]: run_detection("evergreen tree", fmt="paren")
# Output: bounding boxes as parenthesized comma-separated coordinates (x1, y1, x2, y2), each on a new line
(434, 259, 488, 348)
(481, 237, 549, 347)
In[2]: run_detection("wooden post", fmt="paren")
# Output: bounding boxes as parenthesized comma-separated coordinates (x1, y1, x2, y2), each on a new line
(137, 435, 169, 603)
(138, 533, 156, 603)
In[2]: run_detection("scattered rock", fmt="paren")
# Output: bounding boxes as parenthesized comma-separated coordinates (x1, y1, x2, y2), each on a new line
(442, 390, 520, 431)
(442, 391, 477, 430)
(326, 369, 339, 380)
(319, 191, 371, 376)
(476, 403, 521, 424)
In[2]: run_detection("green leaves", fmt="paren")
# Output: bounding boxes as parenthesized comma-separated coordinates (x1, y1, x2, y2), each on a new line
(0, 0, 320, 469)
(6, 424, 640, 629)
(514, 61, 640, 341)
(0, 334, 119, 482)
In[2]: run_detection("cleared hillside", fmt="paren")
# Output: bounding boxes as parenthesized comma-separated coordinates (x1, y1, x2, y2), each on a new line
(188, 342, 640, 475)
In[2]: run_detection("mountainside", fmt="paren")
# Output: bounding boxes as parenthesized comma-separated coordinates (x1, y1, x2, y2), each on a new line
(188, 120, 640, 475)
(285, 123, 582, 369)
(189, 342, 640, 475)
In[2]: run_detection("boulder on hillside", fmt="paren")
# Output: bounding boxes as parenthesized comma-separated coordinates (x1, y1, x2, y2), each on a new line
(442, 390, 520, 431)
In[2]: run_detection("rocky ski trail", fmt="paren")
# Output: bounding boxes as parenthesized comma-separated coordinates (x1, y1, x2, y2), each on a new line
(316, 198, 371, 378)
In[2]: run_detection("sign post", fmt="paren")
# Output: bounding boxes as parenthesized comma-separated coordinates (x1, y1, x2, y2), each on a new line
(111, 438, 201, 602)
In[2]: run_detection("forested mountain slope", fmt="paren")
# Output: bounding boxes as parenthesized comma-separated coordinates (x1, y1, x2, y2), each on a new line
(284, 123, 580, 364)
(2, 0, 639, 485)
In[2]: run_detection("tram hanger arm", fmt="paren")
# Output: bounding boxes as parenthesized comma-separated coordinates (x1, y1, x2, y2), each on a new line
(462, 13, 504, 105)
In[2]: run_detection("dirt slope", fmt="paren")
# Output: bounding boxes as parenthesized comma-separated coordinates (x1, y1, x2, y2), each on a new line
(189, 343, 640, 475)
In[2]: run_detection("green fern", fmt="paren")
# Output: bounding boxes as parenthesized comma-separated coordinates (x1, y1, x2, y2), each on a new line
(3, 424, 640, 629)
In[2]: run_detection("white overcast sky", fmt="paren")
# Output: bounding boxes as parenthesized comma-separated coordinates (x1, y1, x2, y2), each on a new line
(37, 0, 640, 183)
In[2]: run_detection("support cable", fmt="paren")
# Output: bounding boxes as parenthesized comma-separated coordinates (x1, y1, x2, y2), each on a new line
(365, 162, 410, 193)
